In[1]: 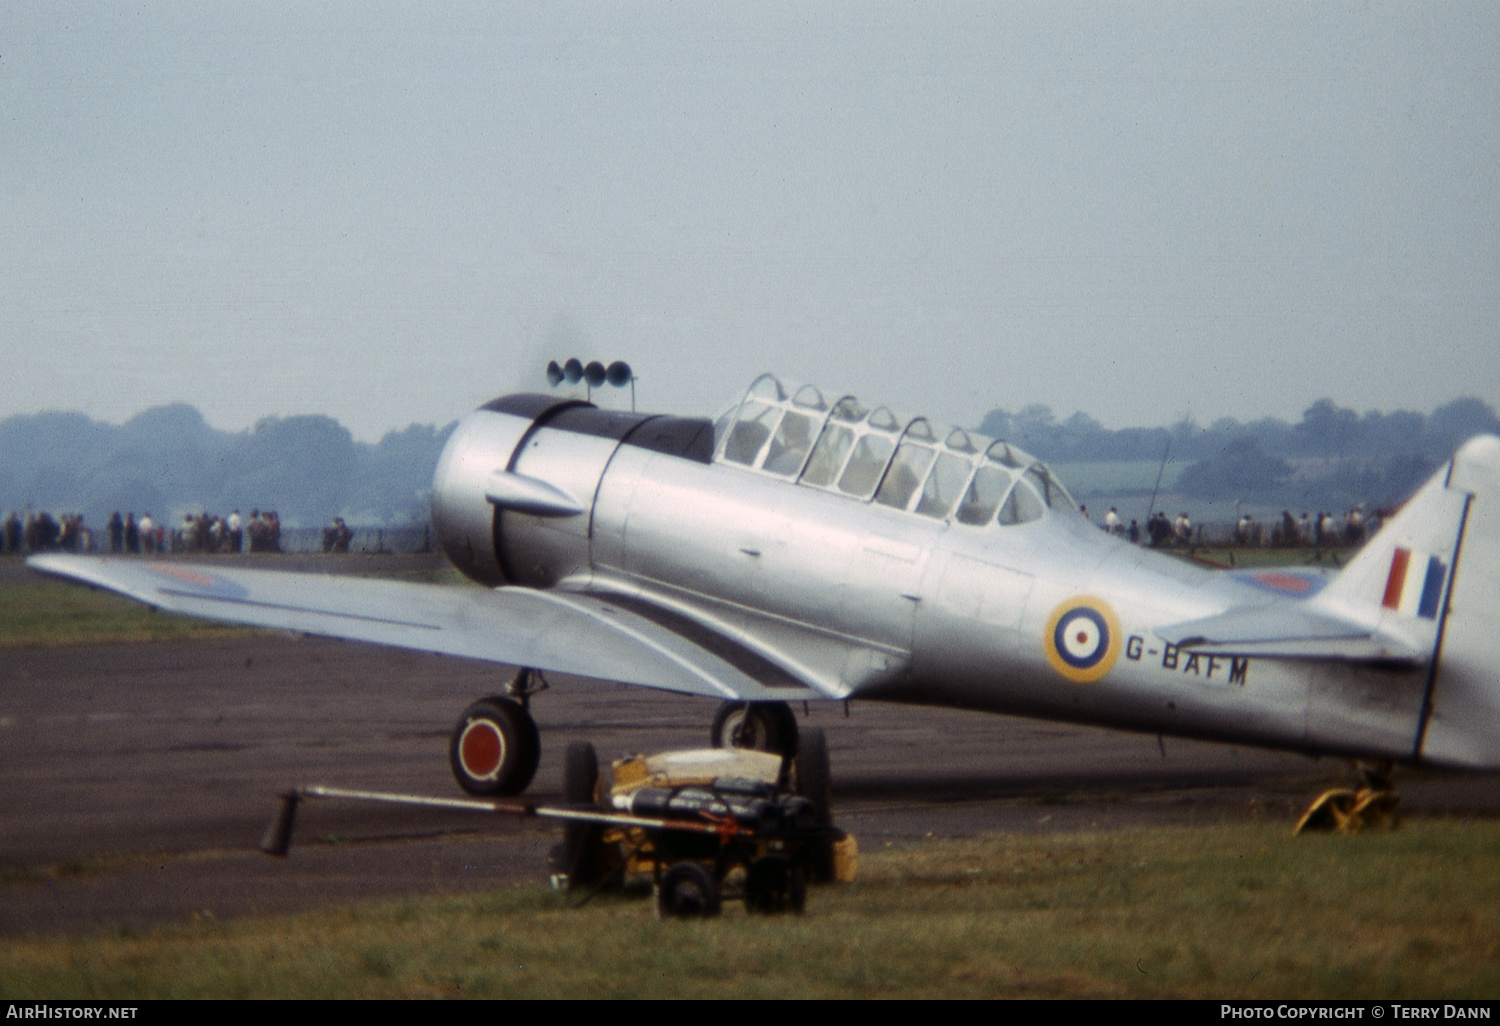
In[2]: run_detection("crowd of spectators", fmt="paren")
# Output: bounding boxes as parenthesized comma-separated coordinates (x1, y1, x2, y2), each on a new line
(6, 502, 1382, 558)
(0, 508, 286, 555)
(321, 517, 354, 553)
(1085, 505, 1378, 550)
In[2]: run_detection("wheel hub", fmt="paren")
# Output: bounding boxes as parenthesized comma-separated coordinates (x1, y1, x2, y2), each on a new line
(458, 720, 504, 779)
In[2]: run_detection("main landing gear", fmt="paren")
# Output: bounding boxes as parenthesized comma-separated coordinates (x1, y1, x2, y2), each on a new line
(449, 686, 807, 799)
(710, 700, 799, 756)
(711, 699, 836, 884)
(449, 669, 546, 796)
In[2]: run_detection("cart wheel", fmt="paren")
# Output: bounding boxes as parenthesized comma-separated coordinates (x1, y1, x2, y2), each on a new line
(744, 856, 806, 915)
(656, 863, 721, 919)
(561, 741, 609, 887)
(795, 728, 836, 884)
(562, 740, 598, 802)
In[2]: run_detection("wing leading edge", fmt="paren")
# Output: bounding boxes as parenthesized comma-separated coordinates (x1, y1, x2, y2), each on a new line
(25, 554, 819, 701)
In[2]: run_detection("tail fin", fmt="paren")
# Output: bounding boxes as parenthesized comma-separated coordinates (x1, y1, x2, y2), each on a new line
(1317, 451, 1472, 658)
(1154, 452, 1472, 664)
(1413, 435, 1500, 768)
(1322, 435, 1500, 767)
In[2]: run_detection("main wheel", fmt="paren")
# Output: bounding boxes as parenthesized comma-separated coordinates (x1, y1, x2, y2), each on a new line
(711, 700, 799, 756)
(449, 697, 540, 796)
(656, 863, 721, 919)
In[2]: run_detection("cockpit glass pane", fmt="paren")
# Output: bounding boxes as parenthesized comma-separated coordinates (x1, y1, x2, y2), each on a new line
(1024, 465, 1072, 510)
(904, 419, 936, 443)
(762, 410, 816, 476)
(747, 375, 785, 402)
(800, 423, 854, 487)
(723, 401, 782, 466)
(712, 408, 735, 452)
(985, 440, 1024, 469)
(838, 433, 895, 498)
(955, 464, 1011, 525)
(875, 442, 936, 509)
(997, 480, 1045, 525)
(1040, 466, 1074, 509)
(1024, 467, 1052, 507)
(990, 444, 1026, 471)
(831, 398, 867, 423)
(945, 428, 977, 454)
(915, 452, 972, 519)
(791, 385, 827, 411)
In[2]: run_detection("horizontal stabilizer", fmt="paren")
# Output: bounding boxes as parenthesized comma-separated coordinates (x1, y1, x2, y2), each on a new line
(26, 555, 824, 701)
(1156, 604, 1422, 663)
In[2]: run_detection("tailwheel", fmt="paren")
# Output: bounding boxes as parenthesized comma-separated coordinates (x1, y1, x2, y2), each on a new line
(449, 695, 540, 796)
(1294, 763, 1399, 835)
(711, 700, 799, 756)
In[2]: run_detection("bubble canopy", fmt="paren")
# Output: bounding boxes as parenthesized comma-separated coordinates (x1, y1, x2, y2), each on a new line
(712, 374, 1073, 528)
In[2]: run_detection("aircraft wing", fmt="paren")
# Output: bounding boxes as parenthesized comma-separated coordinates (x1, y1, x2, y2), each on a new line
(1155, 604, 1423, 663)
(25, 554, 819, 701)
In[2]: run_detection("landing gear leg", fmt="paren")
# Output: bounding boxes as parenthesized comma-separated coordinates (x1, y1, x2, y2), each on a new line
(710, 700, 798, 756)
(1294, 760, 1399, 835)
(448, 670, 545, 796)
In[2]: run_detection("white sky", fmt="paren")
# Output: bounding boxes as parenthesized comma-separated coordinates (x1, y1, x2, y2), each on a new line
(4, 2, 1497, 441)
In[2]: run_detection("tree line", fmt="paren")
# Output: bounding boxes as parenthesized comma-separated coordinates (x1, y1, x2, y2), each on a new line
(3, 394, 1495, 530)
(0, 403, 455, 530)
(980, 396, 1499, 511)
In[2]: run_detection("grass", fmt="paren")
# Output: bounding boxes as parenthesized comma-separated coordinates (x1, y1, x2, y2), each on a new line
(0, 580, 259, 648)
(3, 821, 1497, 999)
(0, 561, 476, 648)
(1164, 544, 1358, 570)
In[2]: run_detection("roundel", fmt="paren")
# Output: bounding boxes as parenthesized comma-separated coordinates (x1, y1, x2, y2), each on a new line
(1044, 597, 1122, 683)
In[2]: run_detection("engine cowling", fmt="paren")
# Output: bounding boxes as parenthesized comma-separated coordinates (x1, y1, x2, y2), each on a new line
(429, 394, 715, 587)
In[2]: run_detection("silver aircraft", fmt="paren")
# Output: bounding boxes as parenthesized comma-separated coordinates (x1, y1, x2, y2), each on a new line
(28, 374, 1500, 800)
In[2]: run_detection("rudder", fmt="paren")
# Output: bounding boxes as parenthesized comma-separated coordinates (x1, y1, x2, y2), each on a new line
(1416, 435, 1500, 768)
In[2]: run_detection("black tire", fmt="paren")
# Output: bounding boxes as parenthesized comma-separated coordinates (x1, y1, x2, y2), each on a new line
(561, 741, 607, 887)
(562, 741, 598, 804)
(710, 700, 799, 756)
(448, 697, 540, 796)
(656, 863, 721, 919)
(744, 856, 806, 915)
(794, 727, 837, 884)
(795, 728, 831, 818)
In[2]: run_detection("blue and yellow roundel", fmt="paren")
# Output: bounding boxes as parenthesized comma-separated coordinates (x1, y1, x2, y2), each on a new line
(1044, 597, 1122, 683)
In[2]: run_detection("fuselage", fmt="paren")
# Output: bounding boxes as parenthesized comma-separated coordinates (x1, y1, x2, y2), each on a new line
(430, 378, 1437, 767)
